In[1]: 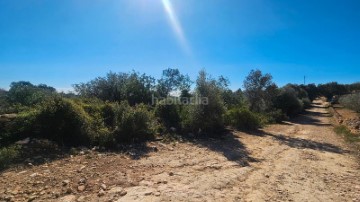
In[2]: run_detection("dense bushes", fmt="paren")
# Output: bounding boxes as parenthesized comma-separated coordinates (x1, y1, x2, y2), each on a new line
(7, 81, 56, 106)
(265, 109, 288, 123)
(155, 98, 181, 129)
(339, 93, 360, 112)
(73, 71, 155, 105)
(4, 68, 359, 152)
(113, 102, 155, 142)
(225, 107, 262, 130)
(274, 87, 304, 117)
(318, 82, 349, 100)
(181, 70, 225, 134)
(34, 98, 96, 146)
(0, 145, 20, 169)
(243, 69, 278, 113)
(1, 97, 156, 147)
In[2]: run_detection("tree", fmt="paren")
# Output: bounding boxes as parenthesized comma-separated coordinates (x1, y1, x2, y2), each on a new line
(222, 89, 245, 108)
(7, 81, 56, 106)
(183, 70, 225, 134)
(274, 86, 304, 116)
(156, 68, 192, 97)
(243, 69, 278, 113)
(0, 89, 9, 113)
(317, 82, 348, 100)
(73, 71, 155, 105)
(302, 83, 318, 101)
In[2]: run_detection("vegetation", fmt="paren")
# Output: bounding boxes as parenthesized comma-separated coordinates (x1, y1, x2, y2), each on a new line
(243, 69, 277, 113)
(339, 93, 360, 112)
(334, 125, 360, 143)
(1, 68, 360, 153)
(73, 71, 155, 105)
(225, 107, 262, 130)
(0, 145, 20, 169)
(181, 70, 226, 135)
(274, 86, 304, 117)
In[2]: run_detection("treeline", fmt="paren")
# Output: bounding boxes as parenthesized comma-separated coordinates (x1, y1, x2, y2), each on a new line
(1, 69, 359, 148)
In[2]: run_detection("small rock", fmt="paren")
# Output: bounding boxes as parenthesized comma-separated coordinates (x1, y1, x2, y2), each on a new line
(144, 191, 153, 196)
(18, 170, 27, 175)
(62, 180, 71, 186)
(29, 173, 38, 177)
(77, 196, 86, 202)
(15, 137, 30, 145)
(28, 195, 36, 201)
(265, 174, 270, 178)
(154, 192, 161, 196)
(58, 194, 76, 202)
(108, 187, 123, 194)
(66, 187, 73, 194)
(77, 165, 86, 173)
(169, 172, 174, 176)
(119, 190, 127, 196)
(77, 185, 86, 192)
(98, 189, 106, 197)
(53, 192, 60, 198)
(100, 183, 107, 190)
(79, 178, 86, 184)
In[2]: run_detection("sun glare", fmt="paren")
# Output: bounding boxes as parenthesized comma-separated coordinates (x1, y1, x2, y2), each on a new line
(161, 0, 191, 55)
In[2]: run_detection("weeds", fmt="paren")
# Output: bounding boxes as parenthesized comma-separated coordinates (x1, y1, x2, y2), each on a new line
(334, 125, 360, 143)
(0, 145, 20, 169)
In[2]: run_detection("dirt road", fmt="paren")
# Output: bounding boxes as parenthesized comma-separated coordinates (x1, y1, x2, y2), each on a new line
(1, 100, 360, 202)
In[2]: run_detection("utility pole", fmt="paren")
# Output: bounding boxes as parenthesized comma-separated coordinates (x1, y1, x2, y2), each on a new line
(304, 76, 306, 85)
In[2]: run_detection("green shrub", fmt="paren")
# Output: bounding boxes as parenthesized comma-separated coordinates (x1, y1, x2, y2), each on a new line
(301, 98, 312, 109)
(275, 87, 304, 116)
(339, 93, 360, 112)
(154, 98, 181, 129)
(334, 125, 360, 143)
(181, 70, 225, 134)
(34, 97, 95, 146)
(0, 110, 38, 145)
(113, 103, 155, 142)
(101, 102, 117, 129)
(225, 107, 262, 130)
(265, 109, 288, 123)
(0, 145, 20, 169)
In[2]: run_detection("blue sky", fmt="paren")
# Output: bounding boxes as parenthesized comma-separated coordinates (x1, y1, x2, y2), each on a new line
(0, 0, 359, 91)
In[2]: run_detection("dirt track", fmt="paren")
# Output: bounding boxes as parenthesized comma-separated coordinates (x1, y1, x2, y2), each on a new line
(1, 100, 360, 202)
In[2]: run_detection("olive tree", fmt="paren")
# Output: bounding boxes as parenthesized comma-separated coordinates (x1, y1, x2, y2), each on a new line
(243, 69, 278, 113)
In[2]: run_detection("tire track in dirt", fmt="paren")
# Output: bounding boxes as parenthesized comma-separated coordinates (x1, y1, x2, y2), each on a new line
(238, 99, 360, 202)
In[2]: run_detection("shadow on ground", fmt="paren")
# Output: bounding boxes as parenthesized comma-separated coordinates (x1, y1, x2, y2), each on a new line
(187, 131, 259, 167)
(282, 107, 332, 126)
(0, 138, 155, 172)
(247, 130, 346, 154)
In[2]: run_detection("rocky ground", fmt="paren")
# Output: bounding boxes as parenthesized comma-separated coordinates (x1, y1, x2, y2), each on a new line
(331, 104, 360, 134)
(1, 99, 360, 202)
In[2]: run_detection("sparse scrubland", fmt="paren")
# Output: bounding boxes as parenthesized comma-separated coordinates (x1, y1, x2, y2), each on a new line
(1, 69, 360, 168)
(1, 69, 360, 201)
